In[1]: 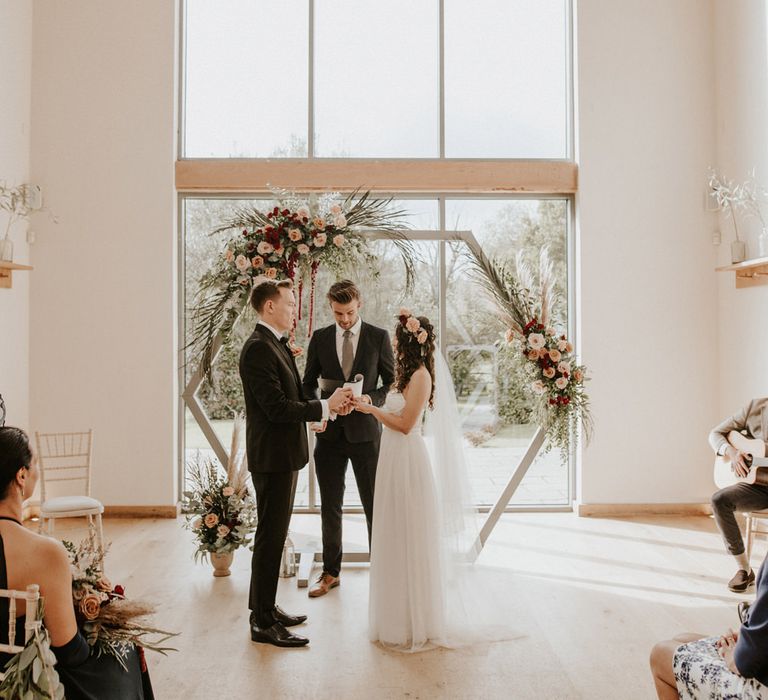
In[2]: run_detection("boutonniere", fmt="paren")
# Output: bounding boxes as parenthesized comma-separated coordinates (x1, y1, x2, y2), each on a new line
(288, 332, 304, 357)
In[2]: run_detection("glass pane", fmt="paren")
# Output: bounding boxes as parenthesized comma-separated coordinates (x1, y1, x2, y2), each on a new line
(445, 198, 569, 505)
(314, 0, 439, 157)
(184, 0, 308, 157)
(444, 0, 568, 158)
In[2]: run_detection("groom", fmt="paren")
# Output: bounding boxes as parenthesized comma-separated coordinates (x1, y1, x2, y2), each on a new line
(240, 279, 352, 647)
(302, 280, 395, 597)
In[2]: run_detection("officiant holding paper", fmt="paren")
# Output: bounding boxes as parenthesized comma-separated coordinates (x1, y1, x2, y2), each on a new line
(302, 280, 395, 598)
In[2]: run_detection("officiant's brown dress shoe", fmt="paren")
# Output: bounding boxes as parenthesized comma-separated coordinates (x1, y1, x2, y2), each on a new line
(250, 621, 309, 648)
(308, 572, 340, 598)
(728, 568, 755, 593)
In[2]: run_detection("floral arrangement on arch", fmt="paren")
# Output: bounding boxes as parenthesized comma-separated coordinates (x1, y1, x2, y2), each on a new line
(191, 188, 413, 380)
(182, 417, 257, 561)
(466, 245, 592, 455)
(64, 533, 177, 670)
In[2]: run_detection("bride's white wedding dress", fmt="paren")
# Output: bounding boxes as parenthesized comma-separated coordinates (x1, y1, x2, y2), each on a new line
(368, 391, 447, 651)
(368, 355, 520, 653)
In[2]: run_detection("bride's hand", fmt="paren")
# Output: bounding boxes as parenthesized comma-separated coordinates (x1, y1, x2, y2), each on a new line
(353, 397, 375, 414)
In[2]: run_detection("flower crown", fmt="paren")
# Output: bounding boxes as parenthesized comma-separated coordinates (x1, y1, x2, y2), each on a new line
(397, 308, 430, 345)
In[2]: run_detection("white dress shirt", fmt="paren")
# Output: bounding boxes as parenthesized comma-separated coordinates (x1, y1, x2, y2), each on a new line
(257, 321, 329, 420)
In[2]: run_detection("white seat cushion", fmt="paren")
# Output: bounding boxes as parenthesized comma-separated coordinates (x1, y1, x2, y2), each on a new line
(41, 496, 103, 515)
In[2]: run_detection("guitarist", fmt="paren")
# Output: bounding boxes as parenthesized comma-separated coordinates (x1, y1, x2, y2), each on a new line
(710, 398, 768, 592)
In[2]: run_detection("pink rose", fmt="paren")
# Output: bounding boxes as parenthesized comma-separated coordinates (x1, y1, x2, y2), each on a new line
(555, 377, 568, 390)
(204, 513, 219, 528)
(329, 204, 342, 216)
(192, 517, 203, 529)
(543, 367, 556, 379)
(557, 361, 571, 374)
(546, 327, 556, 336)
(333, 214, 347, 228)
(333, 234, 345, 247)
(416, 329, 428, 345)
(217, 524, 231, 538)
(297, 206, 310, 220)
(265, 267, 278, 279)
(235, 255, 250, 272)
(95, 576, 112, 592)
(573, 369, 584, 382)
(548, 348, 562, 362)
(222, 486, 235, 497)
(405, 317, 421, 333)
(288, 228, 302, 242)
(314, 233, 327, 247)
(257, 241, 274, 255)
(398, 307, 411, 317)
(251, 256, 264, 268)
(557, 339, 568, 352)
(528, 333, 545, 350)
(297, 244, 310, 255)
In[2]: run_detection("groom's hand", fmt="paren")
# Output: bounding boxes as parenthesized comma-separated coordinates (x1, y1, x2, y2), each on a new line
(328, 387, 353, 413)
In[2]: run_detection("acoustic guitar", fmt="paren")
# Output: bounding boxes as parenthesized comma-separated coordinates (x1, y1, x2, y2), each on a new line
(713, 430, 768, 489)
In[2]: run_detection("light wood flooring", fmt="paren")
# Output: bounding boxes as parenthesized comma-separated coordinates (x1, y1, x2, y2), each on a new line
(46, 511, 765, 699)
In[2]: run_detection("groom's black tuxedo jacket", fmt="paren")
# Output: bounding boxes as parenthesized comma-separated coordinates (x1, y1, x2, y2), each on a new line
(302, 321, 395, 444)
(239, 324, 323, 473)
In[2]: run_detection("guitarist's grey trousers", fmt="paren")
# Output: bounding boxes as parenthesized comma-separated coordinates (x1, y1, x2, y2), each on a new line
(712, 483, 768, 555)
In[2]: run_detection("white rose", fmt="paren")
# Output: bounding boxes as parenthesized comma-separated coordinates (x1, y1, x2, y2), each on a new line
(528, 333, 545, 350)
(257, 241, 274, 255)
(555, 377, 568, 390)
(557, 361, 571, 374)
(333, 234, 345, 247)
(531, 380, 546, 395)
(314, 233, 327, 247)
(329, 204, 342, 216)
(333, 214, 347, 228)
(234, 255, 250, 272)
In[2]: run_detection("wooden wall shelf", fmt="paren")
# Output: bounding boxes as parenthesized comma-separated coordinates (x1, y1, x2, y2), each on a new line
(716, 256, 768, 288)
(0, 261, 33, 289)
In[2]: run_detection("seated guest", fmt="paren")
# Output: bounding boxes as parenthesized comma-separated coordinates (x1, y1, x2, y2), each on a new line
(0, 426, 153, 699)
(650, 554, 768, 699)
(710, 398, 768, 591)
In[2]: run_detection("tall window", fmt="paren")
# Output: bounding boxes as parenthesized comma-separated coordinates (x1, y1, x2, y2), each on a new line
(179, 1, 576, 511)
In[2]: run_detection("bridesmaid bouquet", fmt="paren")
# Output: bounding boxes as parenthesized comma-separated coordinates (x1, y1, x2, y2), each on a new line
(64, 534, 177, 670)
(182, 417, 257, 561)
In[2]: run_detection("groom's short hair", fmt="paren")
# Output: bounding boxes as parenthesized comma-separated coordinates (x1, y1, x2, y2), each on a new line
(327, 279, 360, 305)
(250, 279, 293, 313)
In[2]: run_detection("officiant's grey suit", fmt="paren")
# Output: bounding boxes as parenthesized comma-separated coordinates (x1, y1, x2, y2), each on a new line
(302, 321, 395, 577)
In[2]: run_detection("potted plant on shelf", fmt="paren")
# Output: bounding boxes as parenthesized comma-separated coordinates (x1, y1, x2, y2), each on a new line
(182, 417, 256, 577)
(0, 182, 41, 262)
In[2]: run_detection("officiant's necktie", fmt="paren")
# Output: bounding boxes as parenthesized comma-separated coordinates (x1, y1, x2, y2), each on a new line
(341, 330, 354, 380)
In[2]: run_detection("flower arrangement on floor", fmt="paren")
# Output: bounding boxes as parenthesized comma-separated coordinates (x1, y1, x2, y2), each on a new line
(182, 417, 256, 563)
(0, 601, 64, 700)
(64, 534, 177, 670)
(466, 245, 592, 455)
(191, 188, 413, 380)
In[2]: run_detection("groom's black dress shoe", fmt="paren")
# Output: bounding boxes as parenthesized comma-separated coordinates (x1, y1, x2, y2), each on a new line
(250, 621, 309, 648)
(273, 605, 307, 627)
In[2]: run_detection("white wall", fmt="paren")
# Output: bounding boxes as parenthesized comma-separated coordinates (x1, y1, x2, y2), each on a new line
(29, 1, 178, 506)
(0, 1, 33, 430)
(577, 0, 720, 504)
(713, 0, 768, 415)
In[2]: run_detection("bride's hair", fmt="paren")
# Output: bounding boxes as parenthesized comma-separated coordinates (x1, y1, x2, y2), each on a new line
(394, 313, 436, 409)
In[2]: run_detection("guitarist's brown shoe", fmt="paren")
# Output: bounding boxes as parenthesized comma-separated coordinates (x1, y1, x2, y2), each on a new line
(308, 572, 340, 598)
(728, 568, 755, 592)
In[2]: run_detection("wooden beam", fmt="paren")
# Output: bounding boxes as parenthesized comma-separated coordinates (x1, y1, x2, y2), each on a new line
(175, 159, 577, 194)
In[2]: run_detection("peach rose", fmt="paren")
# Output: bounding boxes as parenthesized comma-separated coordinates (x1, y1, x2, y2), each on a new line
(333, 234, 345, 247)
(565, 342, 573, 353)
(555, 377, 568, 390)
(251, 256, 264, 268)
(531, 380, 546, 395)
(217, 524, 231, 538)
(95, 576, 112, 593)
(288, 228, 302, 242)
(297, 244, 310, 255)
(79, 593, 102, 621)
(548, 348, 562, 362)
(417, 329, 428, 345)
(543, 367, 556, 379)
(405, 317, 421, 333)
(225, 248, 234, 263)
(528, 333, 545, 350)
(265, 267, 278, 279)
(399, 307, 411, 317)
(546, 327, 556, 336)
(204, 513, 219, 528)
(257, 241, 274, 255)
(222, 486, 235, 497)
(333, 214, 347, 228)
(557, 339, 568, 352)
(557, 361, 571, 375)
(505, 328, 516, 344)
(573, 369, 584, 382)
(314, 233, 327, 247)
(527, 350, 539, 361)
(192, 517, 203, 529)
(235, 255, 250, 272)
(329, 204, 342, 216)
(313, 217, 326, 230)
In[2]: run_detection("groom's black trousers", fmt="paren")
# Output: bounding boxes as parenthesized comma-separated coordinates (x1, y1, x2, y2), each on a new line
(315, 435, 378, 577)
(249, 469, 298, 627)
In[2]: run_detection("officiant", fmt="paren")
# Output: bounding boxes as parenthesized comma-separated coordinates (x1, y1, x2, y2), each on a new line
(302, 280, 395, 598)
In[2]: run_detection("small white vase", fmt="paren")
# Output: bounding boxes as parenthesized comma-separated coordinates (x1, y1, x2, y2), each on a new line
(0, 238, 13, 262)
(731, 240, 747, 263)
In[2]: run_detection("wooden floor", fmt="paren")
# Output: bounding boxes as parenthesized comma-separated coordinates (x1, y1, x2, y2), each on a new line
(48, 511, 765, 700)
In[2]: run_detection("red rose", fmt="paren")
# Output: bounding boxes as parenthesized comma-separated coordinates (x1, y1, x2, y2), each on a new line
(563, 397, 570, 405)
(114, 584, 125, 596)
(267, 212, 273, 218)
(282, 209, 289, 216)
(273, 207, 279, 215)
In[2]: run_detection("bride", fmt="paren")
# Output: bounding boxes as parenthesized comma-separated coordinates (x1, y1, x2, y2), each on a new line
(354, 309, 504, 652)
